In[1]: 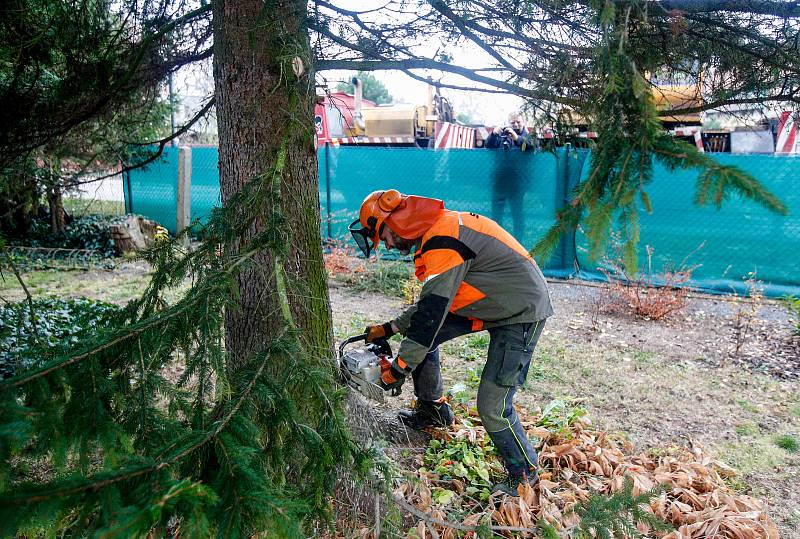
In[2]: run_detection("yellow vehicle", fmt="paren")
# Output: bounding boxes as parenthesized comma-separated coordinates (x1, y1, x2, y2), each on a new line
(346, 79, 455, 146)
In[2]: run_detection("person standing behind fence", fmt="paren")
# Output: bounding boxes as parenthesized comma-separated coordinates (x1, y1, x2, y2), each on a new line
(484, 111, 536, 241)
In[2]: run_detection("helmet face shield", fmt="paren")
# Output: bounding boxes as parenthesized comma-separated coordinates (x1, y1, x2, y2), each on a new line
(348, 219, 373, 257)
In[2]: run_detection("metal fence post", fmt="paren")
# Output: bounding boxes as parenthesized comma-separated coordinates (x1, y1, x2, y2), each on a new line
(177, 146, 192, 245)
(325, 142, 332, 242)
(123, 170, 133, 214)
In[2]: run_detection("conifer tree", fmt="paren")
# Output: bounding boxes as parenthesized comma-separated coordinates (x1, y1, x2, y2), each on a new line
(2, 1, 798, 536)
(1, 0, 365, 536)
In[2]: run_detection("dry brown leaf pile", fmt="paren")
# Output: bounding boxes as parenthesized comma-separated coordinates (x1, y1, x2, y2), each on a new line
(392, 418, 778, 539)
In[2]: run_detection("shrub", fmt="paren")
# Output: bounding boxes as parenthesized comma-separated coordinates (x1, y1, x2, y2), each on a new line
(0, 297, 122, 378)
(11, 214, 127, 257)
(597, 237, 700, 320)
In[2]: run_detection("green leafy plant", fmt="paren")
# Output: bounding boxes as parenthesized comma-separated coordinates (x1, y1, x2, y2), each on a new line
(10, 214, 128, 258)
(2, 247, 115, 271)
(0, 297, 122, 378)
(447, 382, 472, 405)
(537, 398, 588, 433)
(464, 365, 483, 389)
(422, 437, 502, 501)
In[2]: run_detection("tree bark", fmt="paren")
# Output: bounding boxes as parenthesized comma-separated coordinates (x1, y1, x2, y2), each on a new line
(213, 0, 331, 370)
(213, 3, 419, 530)
(47, 183, 66, 236)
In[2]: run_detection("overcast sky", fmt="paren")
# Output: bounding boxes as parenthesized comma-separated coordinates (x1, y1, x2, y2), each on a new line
(314, 0, 526, 126)
(173, 1, 528, 130)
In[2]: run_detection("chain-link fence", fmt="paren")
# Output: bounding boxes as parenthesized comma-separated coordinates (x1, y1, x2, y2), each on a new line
(125, 145, 800, 297)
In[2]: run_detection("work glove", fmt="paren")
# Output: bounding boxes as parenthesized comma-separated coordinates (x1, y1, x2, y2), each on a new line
(378, 357, 405, 394)
(366, 322, 395, 344)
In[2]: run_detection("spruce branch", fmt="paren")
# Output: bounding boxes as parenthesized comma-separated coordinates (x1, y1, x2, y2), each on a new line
(572, 478, 672, 538)
(1, 335, 287, 506)
(531, 1, 788, 270)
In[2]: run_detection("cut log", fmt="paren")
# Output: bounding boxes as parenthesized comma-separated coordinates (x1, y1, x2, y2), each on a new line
(109, 215, 162, 255)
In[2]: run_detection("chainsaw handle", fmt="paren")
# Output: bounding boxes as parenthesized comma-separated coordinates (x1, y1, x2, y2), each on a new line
(337, 333, 368, 358)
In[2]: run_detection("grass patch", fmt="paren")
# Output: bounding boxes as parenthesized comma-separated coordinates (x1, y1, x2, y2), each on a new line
(334, 258, 413, 298)
(633, 350, 656, 365)
(63, 197, 125, 217)
(774, 434, 799, 452)
(716, 437, 785, 477)
(736, 399, 760, 414)
(790, 403, 800, 419)
(0, 266, 152, 305)
(334, 312, 369, 341)
(735, 422, 759, 436)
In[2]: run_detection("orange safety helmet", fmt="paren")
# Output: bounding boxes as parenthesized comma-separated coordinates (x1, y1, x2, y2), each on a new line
(349, 189, 444, 257)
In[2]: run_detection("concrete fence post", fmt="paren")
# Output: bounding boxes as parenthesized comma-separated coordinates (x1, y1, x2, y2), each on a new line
(176, 146, 192, 246)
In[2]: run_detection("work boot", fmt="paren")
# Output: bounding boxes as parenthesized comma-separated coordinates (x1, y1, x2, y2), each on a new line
(491, 468, 538, 497)
(398, 400, 455, 429)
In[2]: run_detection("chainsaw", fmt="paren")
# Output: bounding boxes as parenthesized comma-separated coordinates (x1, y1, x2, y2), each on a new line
(338, 333, 402, 403)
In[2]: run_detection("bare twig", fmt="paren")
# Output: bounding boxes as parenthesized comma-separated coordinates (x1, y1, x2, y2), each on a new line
(1, 246, 40, 340)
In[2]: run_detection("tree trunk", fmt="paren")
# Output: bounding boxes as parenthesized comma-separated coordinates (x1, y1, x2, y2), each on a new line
(213, 0, 331, 370)
(213, 3, 418, 530)
(47, 183, 66, 236)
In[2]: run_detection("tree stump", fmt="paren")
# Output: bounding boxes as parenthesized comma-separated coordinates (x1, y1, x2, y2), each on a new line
(109, 215, 162, 255)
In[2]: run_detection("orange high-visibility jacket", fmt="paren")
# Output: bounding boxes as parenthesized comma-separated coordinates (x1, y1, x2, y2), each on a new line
(392, 210, 553, 371)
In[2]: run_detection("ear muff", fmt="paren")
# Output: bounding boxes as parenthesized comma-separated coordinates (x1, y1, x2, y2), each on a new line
(378, 189, 402, 212)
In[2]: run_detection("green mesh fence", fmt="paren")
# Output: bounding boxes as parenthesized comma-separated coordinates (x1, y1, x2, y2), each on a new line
(124, 145, 800, 298)
(123, 146, 220, 231)
(575, 153, 800, 296)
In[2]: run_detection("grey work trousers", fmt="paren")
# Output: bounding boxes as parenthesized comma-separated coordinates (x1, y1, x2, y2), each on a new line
(411, 314, 546, 474)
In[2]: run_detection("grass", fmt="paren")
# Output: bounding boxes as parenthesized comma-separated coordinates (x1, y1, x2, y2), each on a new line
(736, 399, 761, 414)
(0, 263, 156, 306)
(6, 258, 798, 535)
(63, 197, 125, 217)
(333, 258, 413, 298)
(791, 403, 800, 419)
(716, 437, 785, 477)
(774, 434, 799, 452)
(735, 422, 759, 436)
(633, 350, 656, 365)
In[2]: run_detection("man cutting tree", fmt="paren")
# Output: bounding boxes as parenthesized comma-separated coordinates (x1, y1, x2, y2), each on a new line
(348, 189, 553, 495)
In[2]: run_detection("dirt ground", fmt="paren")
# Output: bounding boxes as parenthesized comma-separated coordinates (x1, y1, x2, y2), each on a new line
(4, 262, 799, 536)
(330, 278, 800, 537)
